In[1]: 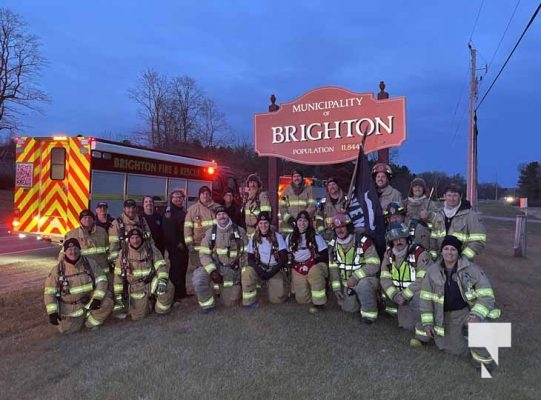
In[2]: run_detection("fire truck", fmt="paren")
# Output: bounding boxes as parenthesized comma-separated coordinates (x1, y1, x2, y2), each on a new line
(12, 136, 217, 242)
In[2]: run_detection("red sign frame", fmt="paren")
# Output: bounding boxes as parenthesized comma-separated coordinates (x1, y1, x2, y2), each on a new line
(254, 86, 406, 164)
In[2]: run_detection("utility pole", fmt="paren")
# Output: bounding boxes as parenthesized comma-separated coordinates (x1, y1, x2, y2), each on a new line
(467, 44, 478, 209)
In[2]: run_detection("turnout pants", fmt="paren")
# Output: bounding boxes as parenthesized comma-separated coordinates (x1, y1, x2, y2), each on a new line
(57, 297, 113, 334)
(192, 266, 241, 310)
(291, 262, 328, 306)
(354, 276, 379, 321)
(241, 266, 288, 306)
(383, 291, 422, 332)
(126, 280, 175, 321)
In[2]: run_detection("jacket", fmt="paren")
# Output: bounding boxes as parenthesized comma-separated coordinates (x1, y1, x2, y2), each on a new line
(279, 184, 317, 234)
(62, 225, 109, 271)
(44, 256, 108, 317)
(317, 190, 347, 241)
(162, 203, 187, 249)
(378, 184, 402, 211)
(419, 257, 500, 337)
(430, 200, 486, 259)
(244, 191, 272, 236)
(184, 200, 220, 249)
(108, 213, 154, 263)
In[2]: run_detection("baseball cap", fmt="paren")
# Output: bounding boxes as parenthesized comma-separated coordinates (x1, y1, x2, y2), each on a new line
(96, 201, 108, 208)
(123, 199, 137, 207)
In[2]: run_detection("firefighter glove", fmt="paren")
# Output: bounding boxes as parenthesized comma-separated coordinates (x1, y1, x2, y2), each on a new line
(393, 292, 406, 305)
(210, 270, 223, 284)
(287, 217, 296, 228)
(49, 313, 61, 326)
(156, 279, 168, 295)
(89, 299, 102, 310)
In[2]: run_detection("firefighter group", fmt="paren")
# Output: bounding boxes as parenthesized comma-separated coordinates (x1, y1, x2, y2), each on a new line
(44, 164, 499, 373)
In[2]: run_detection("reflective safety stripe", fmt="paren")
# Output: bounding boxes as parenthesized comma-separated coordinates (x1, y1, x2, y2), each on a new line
(66, 308, 85, 318)
(385, 286, 399, 299)
(156, 300, 171, 312)
(113, 284, 124, 294)
(81, 247, 107, 255)
(416, 270, 426, 279)
(157, 271, 168, 280)
(46, 303, 58, 313)
(488, 308, 501, 319)
(385, 307, 397, 315)
(243, 290, 257, 300)
(361, 310, 378, 319)
(44, 287, 56, 295)
(69, 283, 94, 295)
(468, 233, 487, 242)
(204, 263, 217, 274)
(421, 313, 434, 324)
(311, 289, 327, 300)
(95, 275, 108, 284)
(354, 269, 366, 280)
(113, 303, 124, 311)
(213, 284, 220, 291)
(365, 257, 380, 265)
(155, 260, 167, 269)
(476, 288, 494, 298)
(86, 313, 101, 327)
(184, 236, 193, 244)
(198, 296, 215, 308)
(434, 326, 445, 336)
(415, 327, 428, 337)
(131, 292, 146, 300)
(462, 247, 476, 259)
(93, 289, 106, 299)
(223, 280, 234, 288)
(199, 247, 212, 255)
(430, 250, 438, 259)
(471, 303, 490, 318)
(380, 271, 392, 279)
(403, 287, 414, 299)
(420, 290, 444, 304)
(331, 281, 341, 290)
(471, 350, 493, 364)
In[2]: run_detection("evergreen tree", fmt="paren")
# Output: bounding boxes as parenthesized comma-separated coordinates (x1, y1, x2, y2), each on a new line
(517, 162, 541, 200)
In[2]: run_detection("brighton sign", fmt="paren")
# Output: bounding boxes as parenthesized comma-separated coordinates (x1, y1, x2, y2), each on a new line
(253, 86, 406, 164)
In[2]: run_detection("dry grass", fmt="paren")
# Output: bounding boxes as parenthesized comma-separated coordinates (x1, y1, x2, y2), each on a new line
(0, 219, 539, 400)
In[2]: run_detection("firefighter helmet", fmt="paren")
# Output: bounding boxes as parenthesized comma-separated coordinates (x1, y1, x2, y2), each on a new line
(246, 173, 262, 188)
(384, 202, 406, 219)
(385, 222, 410, 243)
(371, 163, 393, 178)
(330, 212, 352, 229)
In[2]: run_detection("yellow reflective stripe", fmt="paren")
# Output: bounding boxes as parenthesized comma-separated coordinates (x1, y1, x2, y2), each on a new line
(403, 287, 414, 300)
(311, 289, 326, 299)
(430, 250, 438, 259)
(282, 213, 292, 221)
(452, 232, 467, 241)
(109, 236, 120, 243)
(66, 309, 85, 318)
(132, 268, 153, 278)
(468, 233, 486, 241)
(184, 236, 193, 244)
(416, 270, 426, 279)
(131, 292, 145, 299)
(114, 303, 124, 311)
(364, 257, 380, 265)
(380, 271, 392, 279)
(261, 205, 272, 212)
(223, 280, 234, 288)
(465, 291, 476, 301)
(434, 326, 445, 336)
(199, 296, 215, 308)
(93, 290, 106, 299)
(462, 247, 476, 259)
(184, 221, 194, 228)
(155, 260, 167, 269)
(416, 327, 428, 337)
(353, 269, 366, 280)
(155, 300, 171, 312)
(44, 287, 56, 295)
(471, 303, 489, 318)
(201, 220, 214, 227)
(385, 286, 398, 299)
(385, 307, 397, 315)
(216, 249, 239, 256)
(46, 303, 58, 313)
(308, 199, 317, 205)
(95, 275, 107, 284)
(289, 200, 307, 206)
(430, 230, 446, 239)
(113, 284, 124, 293)
(420, 290, 444, 304)
(243, 290, 257, 300)
(329, 262, 338, 270)
(421, 313, 434, 324)
(331, 281, 341, 290)
(315, 215, 324, 221)
(204, 263, 216, 274)
(157, 271, 168, 280)
(488, 308, 501, 319)
(194, 245, 205, 252)
(81, 247, 107, 255)
(86, 313, 101, 327)
(361, 310, 378, 319)
(199, 247, 211, 255)
(69, 283, 94, 295)
(475, 288, 494, 298)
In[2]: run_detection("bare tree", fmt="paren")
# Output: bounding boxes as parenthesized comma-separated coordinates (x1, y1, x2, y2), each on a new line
(197, 97, 229, 147)
(0, 8, 48, 134)
(169, 75, 204, 143)
(128, 68, 169, 147)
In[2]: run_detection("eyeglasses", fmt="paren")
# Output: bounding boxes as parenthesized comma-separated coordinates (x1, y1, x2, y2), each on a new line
(172, 195, 185, 199)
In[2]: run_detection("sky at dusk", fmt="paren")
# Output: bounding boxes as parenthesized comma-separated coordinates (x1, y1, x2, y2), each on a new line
(3, 0, 540, 188)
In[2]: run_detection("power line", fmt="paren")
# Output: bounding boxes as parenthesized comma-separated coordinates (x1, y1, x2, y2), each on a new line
(476, 2, 541, 110)
(488, 0, 522, 70)
(469, 0, 485, 40)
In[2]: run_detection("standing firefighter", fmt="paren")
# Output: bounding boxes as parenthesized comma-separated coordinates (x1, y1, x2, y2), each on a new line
(287, 210, 329, 314)
(193, 206, 247, 312)
(108, 199, 154, 265)
(317, 177, 347, 242)
(242, 212, 289, 308)
(380, 222, 431, 340)
(184, 186, 220, 270)
(328, 212, 381, 324)
(113, 228, 174, 320)
(384, 202, 431, 251)
(371, 163, 402, 211)
(419, 236, 500, 372)
(430, 183, 486, 260)
(243, 174, 272, 238)
(279, 169, 317, 236)
(44, 238, 112, 334)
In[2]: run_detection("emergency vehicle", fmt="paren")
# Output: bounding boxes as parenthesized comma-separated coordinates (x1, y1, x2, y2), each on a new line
(12, 136, 217, 242)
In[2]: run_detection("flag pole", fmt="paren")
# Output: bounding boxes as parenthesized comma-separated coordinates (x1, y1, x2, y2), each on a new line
(345, 132, 369, 209)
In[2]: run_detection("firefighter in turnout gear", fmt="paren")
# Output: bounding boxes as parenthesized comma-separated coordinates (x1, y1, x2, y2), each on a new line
(242, 174, 272, 238)
(372, 163, 402, 211)
(279, 169, 317, 236)
(242, 212, 288, 308)
(287, 211, 329, 313)
(113, 228, 174, 320)
(402, 177, 438, 235)
(380, 222, 431, 336)
(44, 238, 112, 333)
(184, 185, 220, 270)
(108, 199, 154, 266)
(193, 206, 247, 312)
(328, 212, 381, 323)
(384, 202, 431, 251)
(419, 236, 500, 372)
(317, 177, 347, 242)
(430, 184, 486, 260)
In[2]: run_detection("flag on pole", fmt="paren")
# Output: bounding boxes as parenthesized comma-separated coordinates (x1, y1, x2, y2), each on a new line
(346, 145, 386, 255)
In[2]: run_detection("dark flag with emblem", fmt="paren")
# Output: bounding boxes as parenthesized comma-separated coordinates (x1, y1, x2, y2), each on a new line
(346, 145, 386, 257)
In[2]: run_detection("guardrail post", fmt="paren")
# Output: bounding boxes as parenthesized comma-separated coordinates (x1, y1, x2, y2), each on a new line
(513, 215, 527, 257)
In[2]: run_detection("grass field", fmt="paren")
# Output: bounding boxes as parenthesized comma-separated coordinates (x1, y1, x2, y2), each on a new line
(1, 218, 540, 399)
